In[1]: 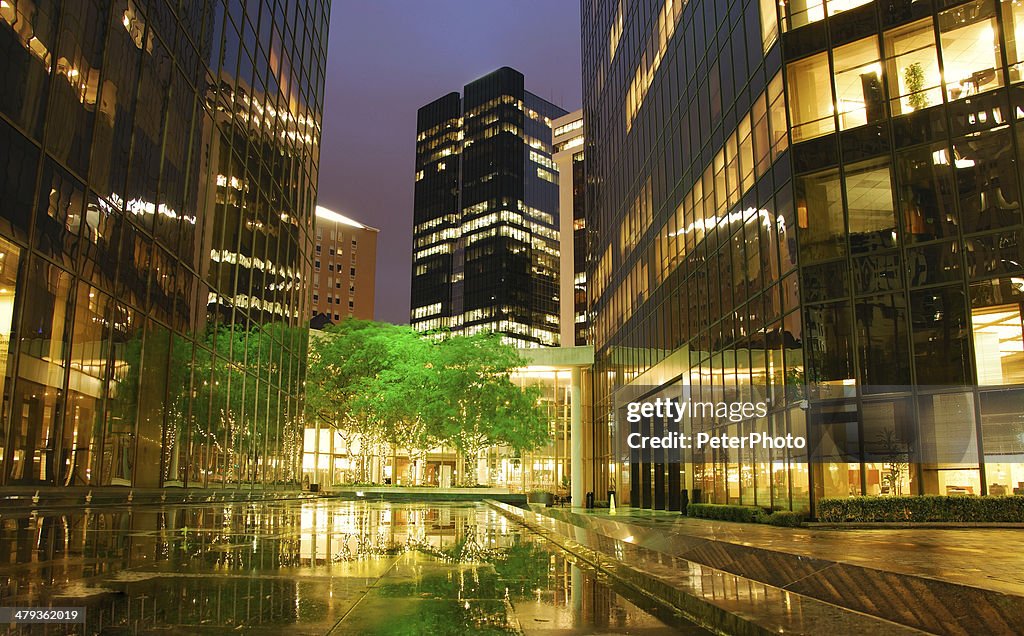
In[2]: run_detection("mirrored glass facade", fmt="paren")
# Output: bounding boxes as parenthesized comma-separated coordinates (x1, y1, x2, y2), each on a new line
(0, 0, 328, 488)
(583, 0, 1024, 514)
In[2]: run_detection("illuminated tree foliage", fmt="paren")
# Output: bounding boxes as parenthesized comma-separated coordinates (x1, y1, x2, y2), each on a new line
(305, 320, 550, 484)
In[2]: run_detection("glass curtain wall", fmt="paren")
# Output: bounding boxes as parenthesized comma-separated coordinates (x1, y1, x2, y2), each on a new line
(583, 0, 1024, 514)
(0, 0, 328, 489)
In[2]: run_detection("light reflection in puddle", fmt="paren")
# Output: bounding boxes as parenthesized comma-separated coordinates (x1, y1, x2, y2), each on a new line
(0, 501, 706, 634)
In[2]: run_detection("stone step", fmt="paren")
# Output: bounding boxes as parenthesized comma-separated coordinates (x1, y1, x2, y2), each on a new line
(488, 500, 927, 635)
(506, 503, 1023, 636)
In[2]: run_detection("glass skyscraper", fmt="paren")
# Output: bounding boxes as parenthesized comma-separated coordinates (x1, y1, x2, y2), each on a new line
(583, 0, 1024, 515)
(0, 0, 328, 489)
(411, 67, 568, 348)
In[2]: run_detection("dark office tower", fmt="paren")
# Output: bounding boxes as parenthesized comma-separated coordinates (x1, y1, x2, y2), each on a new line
(411, 67, 568, 347)
(0, 0, 328, 490)
(583, 0, 1024, 515)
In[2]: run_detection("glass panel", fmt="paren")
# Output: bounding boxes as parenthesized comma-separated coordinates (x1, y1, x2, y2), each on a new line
(760, 0, 779, 50)
(0, 238, 22, 481)
(782, 0, 824, 31)
(980, 389, 1024, 495)
(0, 117, 40, 242)
(1005, 0, 1024, 81)
(0, 0, 57, 137)
(918, 391, 981, 494)
(884, 18, 942, 116)
(939, 0, 1002, 102)
(952, 129, 1021, 234)
(787, 52, 834, 142)
(811, 400, 861, 499)
(796, 168, 846, 263)
(805, 301, 856, 398)
(862, 399, 915, 496)
(845, 158, 897, 252)
(972, 303, 1024, 385)
(7, 258, 73, 485)
(63, 284, 110, 486)
(857, 294, 911, 389)
(832, 37, 883, 130)
(100, 302, 140, 486)
(897, 143, 958, 242)
(911, 287, 972, 385)
(788, 407, 810, 511)
(46, 0, 106, 176)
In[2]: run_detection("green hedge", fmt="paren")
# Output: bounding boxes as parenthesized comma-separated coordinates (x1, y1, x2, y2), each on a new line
(686, 503, 764, 523)
(761, 510, 806, 527)
(816, 496, 1024, 523)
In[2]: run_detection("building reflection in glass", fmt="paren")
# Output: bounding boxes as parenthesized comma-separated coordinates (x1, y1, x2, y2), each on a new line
(0, 0, 328, 489)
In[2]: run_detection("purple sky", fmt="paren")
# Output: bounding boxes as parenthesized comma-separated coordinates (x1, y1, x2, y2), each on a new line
(318, 0, 583, 324)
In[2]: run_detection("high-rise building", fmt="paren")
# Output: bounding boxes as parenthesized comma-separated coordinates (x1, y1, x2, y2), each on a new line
(582, 0, 1024, 515)
(310, 206, 378, 325)
(553, 109, 588, 347)
(0, 0, 328, 489)
(410, 67, 568, 347)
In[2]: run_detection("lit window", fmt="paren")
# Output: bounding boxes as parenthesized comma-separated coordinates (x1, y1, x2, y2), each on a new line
(938, 0, 1002, 102)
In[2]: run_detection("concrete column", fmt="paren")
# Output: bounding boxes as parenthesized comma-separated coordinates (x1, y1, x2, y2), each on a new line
(571, 366, 583, 507)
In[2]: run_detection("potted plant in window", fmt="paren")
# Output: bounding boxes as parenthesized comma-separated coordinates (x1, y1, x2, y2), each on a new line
(904, 62, 929, 111)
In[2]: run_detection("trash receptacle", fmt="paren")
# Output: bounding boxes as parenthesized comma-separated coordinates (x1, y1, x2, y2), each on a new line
(680, 489, 689, 514)
(585, 492, 595, 508)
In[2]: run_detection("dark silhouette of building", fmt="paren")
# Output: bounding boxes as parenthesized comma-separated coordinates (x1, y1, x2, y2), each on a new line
(411, 67, 568, 347)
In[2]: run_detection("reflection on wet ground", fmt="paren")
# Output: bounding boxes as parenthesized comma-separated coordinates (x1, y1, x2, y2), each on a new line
(0, 500, 707, 634)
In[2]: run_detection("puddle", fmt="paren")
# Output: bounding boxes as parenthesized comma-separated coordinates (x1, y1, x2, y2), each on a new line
(0, 500, 707, 634)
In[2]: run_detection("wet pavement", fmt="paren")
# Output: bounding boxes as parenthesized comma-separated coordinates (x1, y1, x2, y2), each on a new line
(510, 504, 1024, 636)
(0, 500, 707, 634)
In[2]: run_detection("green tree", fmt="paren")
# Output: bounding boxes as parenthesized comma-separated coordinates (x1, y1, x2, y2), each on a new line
(305, 322, 551, 486)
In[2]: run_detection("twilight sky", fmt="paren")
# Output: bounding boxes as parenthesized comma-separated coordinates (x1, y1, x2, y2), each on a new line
(318, 0, 583, 324)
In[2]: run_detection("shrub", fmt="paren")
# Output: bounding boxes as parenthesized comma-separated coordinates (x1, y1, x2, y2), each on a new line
(761, 510, 806, 527)
(686, 503, 762, 523)
(816, 496, 1024, 523)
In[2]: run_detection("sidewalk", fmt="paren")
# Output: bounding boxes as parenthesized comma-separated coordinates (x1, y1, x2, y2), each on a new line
(492, 503, 1024, 636)
(548, 506, 1024, 597)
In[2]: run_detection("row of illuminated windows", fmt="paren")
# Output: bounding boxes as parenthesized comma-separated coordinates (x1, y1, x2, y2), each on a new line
(553, 118, 584, 137)
(529, 149, 557, 171)
(411, 316, 451, 332)
(423, 145, 458, 164)
(416, 117, 461, 142)
(416, 130, 463, 154)
(412, 302, 442, 320)
(555, 135, 584, 153)
(461, 210, 557, 239)
(788, 0, 1024, 142)
(413, 243, 453, 261)
(519, 201, 556, 226)
(464, 94, 518, 119)
(413, 227, 459, 249)
(536, 167, 558, 184)
(414, 215, 458, 234)
(461, 320, 559, 345)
